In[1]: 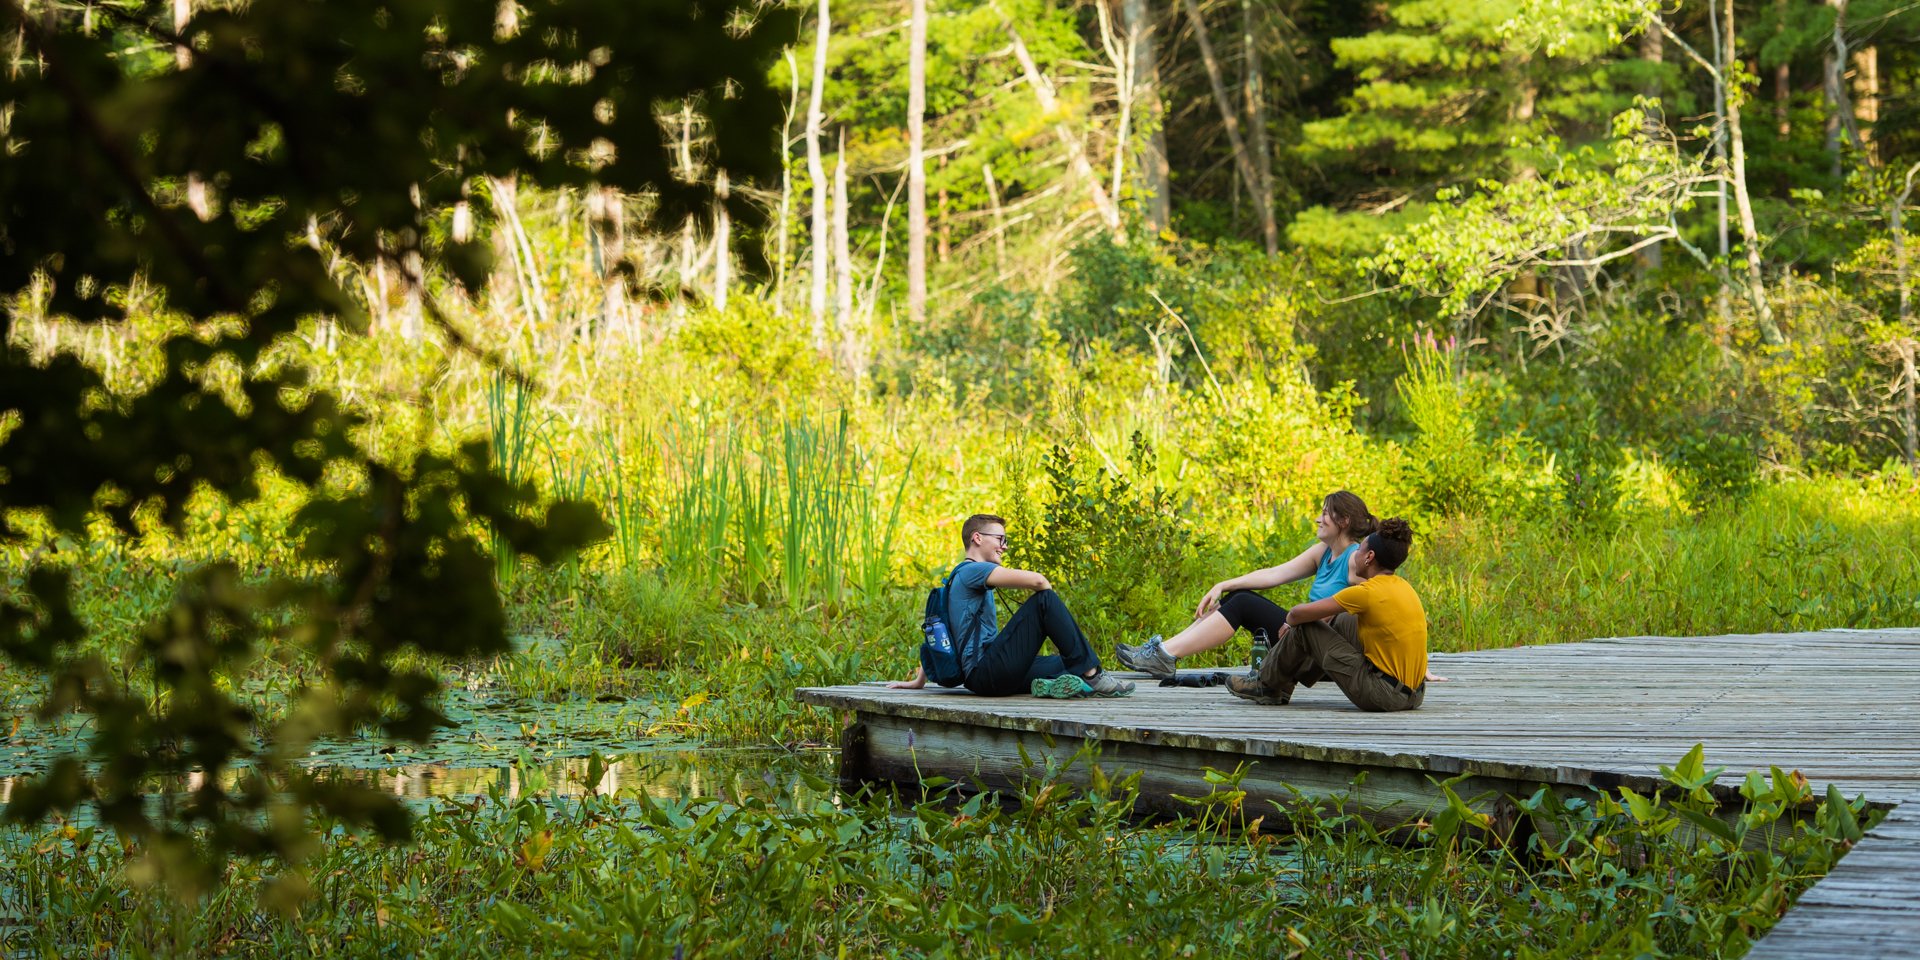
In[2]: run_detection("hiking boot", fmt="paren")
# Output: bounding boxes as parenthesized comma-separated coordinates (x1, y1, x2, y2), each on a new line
(1031, 675, 1094, 699)
(1083, 670, 1135, 698)
(1115, 635, 1177, 679)
(1225, 673, 1288, 705)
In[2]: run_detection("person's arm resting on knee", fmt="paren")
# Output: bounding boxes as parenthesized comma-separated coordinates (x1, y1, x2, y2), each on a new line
(986, 567, 1051, 592)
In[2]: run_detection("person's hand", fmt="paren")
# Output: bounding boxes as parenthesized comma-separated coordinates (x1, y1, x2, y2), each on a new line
(1194, 584, 1225, 620)
(1031, 574, 1053, 592)
(887, 666, 928, 690)
(1424, 669, 1449, 683)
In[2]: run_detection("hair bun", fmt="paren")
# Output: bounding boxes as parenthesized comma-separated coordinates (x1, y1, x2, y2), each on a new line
(1377, 517, 1414, 544)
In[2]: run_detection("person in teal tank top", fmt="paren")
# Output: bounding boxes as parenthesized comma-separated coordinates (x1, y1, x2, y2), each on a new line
(1117, 492, 1376, 679)
(1309, 541, 1359, 602)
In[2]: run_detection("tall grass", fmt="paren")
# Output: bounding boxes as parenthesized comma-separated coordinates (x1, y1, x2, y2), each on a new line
(486, 370, 541, 586)
(593, 431, 649, 572)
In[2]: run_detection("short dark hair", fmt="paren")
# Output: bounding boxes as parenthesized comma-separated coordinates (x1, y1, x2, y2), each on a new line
(1364, 517, 1414, 570)
(962, 513, 1006, 548)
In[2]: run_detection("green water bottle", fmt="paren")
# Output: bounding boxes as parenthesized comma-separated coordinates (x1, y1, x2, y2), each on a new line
(1250, 627, 1269, 673)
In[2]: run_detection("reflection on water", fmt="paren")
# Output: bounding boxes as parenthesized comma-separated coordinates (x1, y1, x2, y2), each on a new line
(322, 746, 839, 806)
(0, 746, 839, 816)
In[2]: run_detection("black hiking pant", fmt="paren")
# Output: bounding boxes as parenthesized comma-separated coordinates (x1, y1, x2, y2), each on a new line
(1216, 590, 1290, 646)
(964, 590, 1102, 696)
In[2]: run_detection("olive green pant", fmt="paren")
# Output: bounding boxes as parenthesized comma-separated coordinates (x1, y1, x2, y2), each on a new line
(1257, 613, 1423, 712)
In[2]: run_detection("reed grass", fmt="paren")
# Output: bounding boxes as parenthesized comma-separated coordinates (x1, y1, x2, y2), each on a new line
(485, 370, 541, 587)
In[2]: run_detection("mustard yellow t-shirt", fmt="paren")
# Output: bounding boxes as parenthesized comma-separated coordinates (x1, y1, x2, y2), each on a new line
(1331, 574, 1428, 689)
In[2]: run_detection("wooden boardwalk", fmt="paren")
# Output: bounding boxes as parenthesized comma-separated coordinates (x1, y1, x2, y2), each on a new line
(797, 627, 1920, 957)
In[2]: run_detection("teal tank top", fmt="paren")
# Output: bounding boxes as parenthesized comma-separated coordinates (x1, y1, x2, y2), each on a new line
(1308, 543, 1358, 602)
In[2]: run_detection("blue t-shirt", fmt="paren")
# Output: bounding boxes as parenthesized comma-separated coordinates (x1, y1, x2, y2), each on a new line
(1308, 543, 1359, 602)
(946, 560, 998, 675)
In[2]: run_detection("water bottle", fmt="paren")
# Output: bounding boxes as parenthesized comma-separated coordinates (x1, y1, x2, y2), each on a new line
(1250, 627, 1269, 672)
(923, 617, 952, 653)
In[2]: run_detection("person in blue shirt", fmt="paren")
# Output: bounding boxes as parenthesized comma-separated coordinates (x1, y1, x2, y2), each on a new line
(889, 513, 1135, 698)
(1117, 491, 1377, 679)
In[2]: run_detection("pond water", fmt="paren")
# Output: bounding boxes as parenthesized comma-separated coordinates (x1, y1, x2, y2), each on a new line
(0, 685, 839, 822)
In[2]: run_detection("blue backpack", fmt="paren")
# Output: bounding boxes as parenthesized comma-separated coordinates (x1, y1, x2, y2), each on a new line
(917, 562, 972, 688)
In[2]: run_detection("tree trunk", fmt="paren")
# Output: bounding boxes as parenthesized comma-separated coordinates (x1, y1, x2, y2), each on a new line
(174, 0, 212, 222)
(983, 162, 1008, 273)
(833, 129, 853, 330)
(1179, 0, 1275, 253)
(1708, 4, 1732, 325)
(1123, 0, 1170, 232)
(937, 155, 951, 263)
(806, 0, 832, 342)
(1639, 26, 1663, 271)
(1896, 162, 1918, 473)
(1241, 0, 1274, 252)
(587, 186, 626, 340)
(776, 50, 800, 314)
(1853, 43, 1878, 164)
(1774, 0, 1790, 138)
(1722, 0, 1779, 343)
(1002, 15, 1125, 241)
(713, 169, 731, 313)
(678, 104, 699, 296)
(908, 0, 928, 327)
(1824, 0, 1864, 178)
(1097, 0, 1135, 226)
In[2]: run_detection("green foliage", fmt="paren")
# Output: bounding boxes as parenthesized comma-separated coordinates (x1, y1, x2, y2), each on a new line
(0, 0, 788, 884)
(0, 748, 1872, 957)
(1008, 437, 1206, 643)
(1670, 429, 1760, 510)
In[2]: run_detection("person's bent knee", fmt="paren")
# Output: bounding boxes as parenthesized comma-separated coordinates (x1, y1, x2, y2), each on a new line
(1217, 590, 1259, 629)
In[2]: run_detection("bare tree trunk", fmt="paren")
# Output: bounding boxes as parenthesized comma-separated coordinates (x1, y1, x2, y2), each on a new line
(1722, 0, 1779, 343)
(1510, 77, 1542, 303)
(677, 105, 699, 300)
(1639, 26, 1663, 271)
(1123, 0, 1170, 232)
(1774, 0, 1791, 138)
(983, 162, 1008, 273)
(1096, 1, 1135, 224)
(907, 0, 928, 327)
(174, 0, 212, 223)
(491, 175, 549, 333)
(713, 170, 731, 313)
(1241, 0, 1273, 250)
(1001, 14, 1125, 241)
(587, 186, 626, 340)
(1824, 0, 1865, 178)
(833, 129, 853, 331)
(1179, 0, 1275, 253)
(1708, 4, 1732, 325)
(776, 50, 801, 314)
(807, 0, 832, 342)
(1127, 3, 1170, 233)
(1854, 43, 1878, 164)
(1896, 162, 1919, 473)
(937, 155, 951, 263)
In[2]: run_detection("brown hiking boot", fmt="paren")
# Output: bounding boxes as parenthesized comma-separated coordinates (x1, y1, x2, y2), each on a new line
(1226, 673, 1289, 705)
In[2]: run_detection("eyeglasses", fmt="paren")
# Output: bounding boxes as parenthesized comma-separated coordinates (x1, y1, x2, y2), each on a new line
(977, 532, 1010, 546)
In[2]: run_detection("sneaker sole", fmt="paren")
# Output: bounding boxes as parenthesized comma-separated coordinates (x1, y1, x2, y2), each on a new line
(1226, 686, 1287, 706)
(1030, 676, 1092, 699)
(1086, 684, 1134, 698)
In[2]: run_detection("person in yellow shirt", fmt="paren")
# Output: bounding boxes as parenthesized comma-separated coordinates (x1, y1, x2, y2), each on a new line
(1225, 517, 1426, 711)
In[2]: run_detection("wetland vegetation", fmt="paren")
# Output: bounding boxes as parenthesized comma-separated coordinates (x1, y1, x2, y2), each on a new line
(4, 0, 1919, 955)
